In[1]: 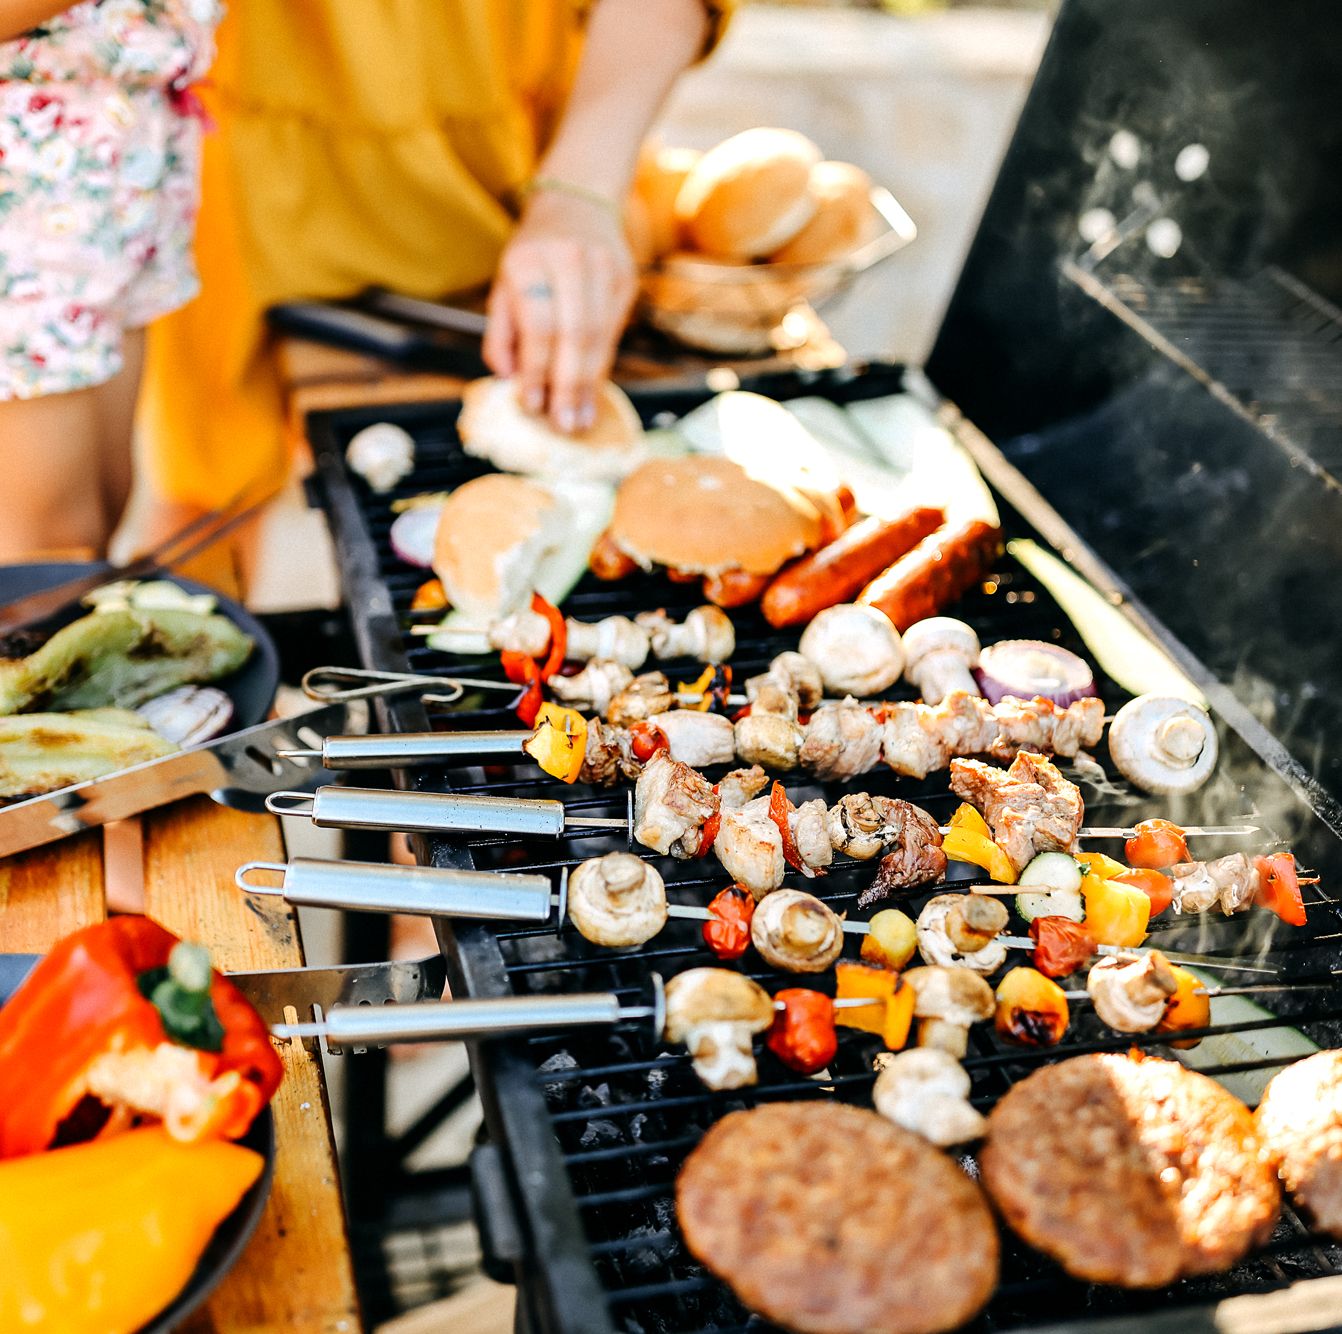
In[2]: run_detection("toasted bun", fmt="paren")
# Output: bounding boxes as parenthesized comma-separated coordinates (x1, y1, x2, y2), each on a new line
(431, 474, 562, 621)
(634, 145, 700, 258)
(623, 191, 656, 267)
(676, 128, 821, 260)
(610, 455, 822, 577)
(458, 377, 646, 482)
(770, 161, 876, 265)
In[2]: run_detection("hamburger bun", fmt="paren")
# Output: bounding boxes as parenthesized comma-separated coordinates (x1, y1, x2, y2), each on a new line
(609, 454, 823, 577)
(431, 473, 564, 621)
(770, 160, 876, 265)
(633, 144, 700, 258)
(458, 376, 646, 482)
(676, 127, 821, 260)
(623, 190, 656, 267)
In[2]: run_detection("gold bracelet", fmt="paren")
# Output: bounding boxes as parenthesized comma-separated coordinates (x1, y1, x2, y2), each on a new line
(524, 174, 623, 223)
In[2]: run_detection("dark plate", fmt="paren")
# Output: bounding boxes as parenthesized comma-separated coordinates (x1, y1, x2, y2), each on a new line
(0, 562, 280, 729)
(0, 967, 276, 1333)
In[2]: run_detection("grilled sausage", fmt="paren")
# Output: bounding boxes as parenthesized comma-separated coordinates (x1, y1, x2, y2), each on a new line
(589, 529, 638, 581)
(702, 568, 771, 608)
(760, 507, 945, 628)
(858, 517, 1003, 632)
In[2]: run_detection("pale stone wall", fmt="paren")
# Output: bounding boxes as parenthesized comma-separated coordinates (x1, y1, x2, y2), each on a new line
(654, 5, 1052, 362)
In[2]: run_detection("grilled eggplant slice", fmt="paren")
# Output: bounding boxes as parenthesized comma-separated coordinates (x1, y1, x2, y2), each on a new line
(0, 710, 176, 798)
(0, 609, 252, 714)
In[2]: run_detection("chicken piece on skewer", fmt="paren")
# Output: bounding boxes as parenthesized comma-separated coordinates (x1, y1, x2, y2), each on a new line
(990, 694, 1104, 763)
(633, 752, 719, 858)
(635, 605, 735, 663)
(734, 683, 804, 772)
(1085, 952, 1178, 1032)
(715, 796, 785, 900)
(646, 710, 735, 768)
(745, 651, 824, 713)
(717, 765, 769, 809)
(578, 716, 638, 787)
(949, 752, 1083, 876)
(790, 798, 833, 876)
(799, 698, 884, 780)
(859, 805, 948, 910)
(663, 968, 775, 1090)
(751, 889, 844, 973)
(607, 671, 676, 727)
(567, 853, 668, 947)
(880, 705, 950, 781)
(1169, 854, 1258, 916)
(549, 660, 634, 715)
(491, 609, 651, 670)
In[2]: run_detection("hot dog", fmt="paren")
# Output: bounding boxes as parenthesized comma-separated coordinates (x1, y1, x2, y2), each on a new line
(760, 507, 945, 628)
(590, 530, 638, 581)
(703, 568, 772, 608)
(857, 518, 1003, 631)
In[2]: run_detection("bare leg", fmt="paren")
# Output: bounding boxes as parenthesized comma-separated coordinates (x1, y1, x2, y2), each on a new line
(94, 326, 145, 537)
(0, 386, 107, 561)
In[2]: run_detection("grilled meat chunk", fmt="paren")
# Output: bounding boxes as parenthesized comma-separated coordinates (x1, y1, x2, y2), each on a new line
(1257, 1050, 1342, 1239)
(646, 709, 734, 768)
(859, 804, 947, 909)
(578, 716, 636, 787)
(716, 765, 769, 810)
(744, 651, 823, 713)
(881, 705, 947, 780)
(715, 796, 784, 899)
(798, 698, 883, 780)
(982, 1054, 1280, 1287)
(950, 751, 1083, 875)
(632, 752, 718, 858)
(607, 671, 675, 727)
(789, 797, 833, 877)
(549, 660, 634, 715)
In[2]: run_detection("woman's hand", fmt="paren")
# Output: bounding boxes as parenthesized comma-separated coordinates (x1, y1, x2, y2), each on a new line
(483, 187, 637, 433)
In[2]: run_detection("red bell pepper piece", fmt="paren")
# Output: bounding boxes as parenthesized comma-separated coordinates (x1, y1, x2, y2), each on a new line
(499, 650, 543, 726)
(1113, 867, 1174, 918)
(768, 781, 804, 872)
(531, 592, 568, 679)
(0, 917, 282, 1159)
(1124, 819, 1191, 869)
(767, 990, 837, 1074)
(703, 886, 754, 960)
(1253, 853, 1307, 926)
(694, 811, 721, 859)
(1028, 916, 1096, 978)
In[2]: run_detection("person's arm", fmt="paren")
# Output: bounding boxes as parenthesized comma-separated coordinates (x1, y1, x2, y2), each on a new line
(0, 0, 73, 41)
(483, 0, 712, 433)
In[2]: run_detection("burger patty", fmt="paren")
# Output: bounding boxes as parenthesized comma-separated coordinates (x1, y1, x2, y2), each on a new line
(1257, 1050, 1342, 1238)
(676, 1101, 998, 1334)
(981, 1054, 1280, 1288)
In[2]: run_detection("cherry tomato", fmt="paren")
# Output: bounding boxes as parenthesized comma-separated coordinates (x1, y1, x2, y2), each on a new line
(1028, 916, 1096, 978)
(1125, 819, 1191, 869)
(767, 990, 837, 1074)
(703, 886, 754, 960)
(628, 721, 670, 764)
(1113, 867, 1174, 917)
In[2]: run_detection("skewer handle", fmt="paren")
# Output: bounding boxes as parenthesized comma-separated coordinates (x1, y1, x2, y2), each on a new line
(287, 731, 534, 769)
(267, 785, 570, 837)
(235, 856, 553, 920)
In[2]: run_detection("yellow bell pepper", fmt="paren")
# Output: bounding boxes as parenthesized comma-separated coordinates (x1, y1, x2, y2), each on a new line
(942, 804, 1017, 884)
(1156, 965, 1211, 1049)
(1077, 851, 1128, 881)
(1081, 871, 1150, 947)
(523, 703, 588, 784)
(0, 1125, 264, 1333)
(834, 962, 916, 1050)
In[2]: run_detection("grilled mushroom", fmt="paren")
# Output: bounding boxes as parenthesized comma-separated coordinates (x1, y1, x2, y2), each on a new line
(607, 671, 676, 727)
(346, 421, 415, 492)
(568, 853, 668, 947)
(750, 889, 844, 973)
(1108, 694, 1218, 795)
(636, 605, 735, 662)
(915, 895, 1008, 974)
(871, 1047, 988, 1147)
(734, 682, 804, 771)
(646, 710, 735, 767)
(745, 651, 824, 712)
(663, 968, 775, 1090)
(904, 966, 995, 1058)
(1086, 952, 1178, 1033)
(565, 615, 651, 669)
(548, 660, 634, 714)
(1170, 853, 1257, 916)
(901, 618, 981, 704)
(799, 604, 904, 697)
(827, 793, 907, 861)
(489, 606, 552, 659)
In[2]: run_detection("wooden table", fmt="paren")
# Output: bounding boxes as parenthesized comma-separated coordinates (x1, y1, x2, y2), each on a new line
(0, 549, 362, 1334)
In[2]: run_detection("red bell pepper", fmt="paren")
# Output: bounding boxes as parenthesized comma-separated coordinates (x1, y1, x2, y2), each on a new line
(0, 917, 282, 1160)
(1028, 916, 1096, 978)
(694, 811, 721, 859)
(703, 886, 754, 960)
(1254, 853, 1307, 926)
(531, 593, 568, 679)
(768, 781, 804, 872)
(767, 990, 837, 1074)
(500, 650, 544, 726)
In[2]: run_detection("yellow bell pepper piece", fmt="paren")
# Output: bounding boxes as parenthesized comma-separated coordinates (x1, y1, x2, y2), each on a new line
(1156, 965, 1211, 1049)
(1077, 851, 1128, 881)
(1081, 871, 1150, 947)
(833, 962, 916, 1050)
(942, 825, 1018, 885)
(523, 702, 588, 784)
(882, 977, 917, 1050)
(948, 802, 992, 840)
(0, 1125, 264, 1333)
(675, 665, 717, 712)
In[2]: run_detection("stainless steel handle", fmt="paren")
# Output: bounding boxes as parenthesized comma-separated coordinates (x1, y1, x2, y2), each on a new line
(307, 787, 567, 836)
(316, 731, 533, 769)
(235, 856, 554, 920)
(320, 992, 626, 1044)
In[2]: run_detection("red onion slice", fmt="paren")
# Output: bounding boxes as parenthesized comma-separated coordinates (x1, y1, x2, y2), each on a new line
(974, 639, 1097, 706)
(137, 686, 234, 745)
(389, 504, 442, 569)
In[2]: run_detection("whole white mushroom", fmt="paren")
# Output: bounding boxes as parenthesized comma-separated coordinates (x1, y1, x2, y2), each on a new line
(1109, 694, 1218, 795)
(799, 604, 904, 697)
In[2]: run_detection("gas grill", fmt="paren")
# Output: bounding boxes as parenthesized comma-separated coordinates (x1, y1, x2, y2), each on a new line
(305, 358, 1342, 1334)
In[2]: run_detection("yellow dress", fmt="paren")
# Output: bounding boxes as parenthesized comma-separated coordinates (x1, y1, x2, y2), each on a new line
(141, 1, 726, 508)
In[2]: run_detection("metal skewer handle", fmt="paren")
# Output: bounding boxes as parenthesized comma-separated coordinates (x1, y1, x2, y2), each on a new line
(279, 730, 532, 769)
(236, 856, 553, 920)
(301, 665, 519, 707)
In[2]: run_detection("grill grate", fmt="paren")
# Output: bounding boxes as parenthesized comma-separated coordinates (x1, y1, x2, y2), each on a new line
(307, 365, 1342, 1333)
